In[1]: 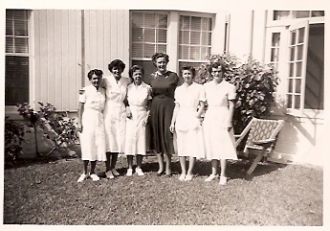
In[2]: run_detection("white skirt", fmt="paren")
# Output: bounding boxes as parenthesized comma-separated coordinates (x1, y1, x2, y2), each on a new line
(124, 107, 147, 155)
(79, 109, 106, 161)
(203, 107, 237, 160)
(104, 103, 126, 153)
(175, 108, 205, 158)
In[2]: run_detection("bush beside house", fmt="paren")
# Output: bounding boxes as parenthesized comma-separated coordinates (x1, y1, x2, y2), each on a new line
(196, 54, 279, 133)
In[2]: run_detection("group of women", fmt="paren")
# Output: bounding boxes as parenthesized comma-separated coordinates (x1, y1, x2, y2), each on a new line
(77, 52, 237, 186)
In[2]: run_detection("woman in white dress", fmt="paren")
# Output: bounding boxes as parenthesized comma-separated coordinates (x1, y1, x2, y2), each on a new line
(77, 69, 106, 182)
(124, 65, 152, 176)
(170, 66, 205, 181)
(102, 59, 131, 179)
(203, 63, 238, 185)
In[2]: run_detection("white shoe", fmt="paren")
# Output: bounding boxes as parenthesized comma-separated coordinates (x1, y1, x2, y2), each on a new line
(205, 174, 218, 182)
(219, 176, 227, 185)
(90, 173, 100, 181)
(179, 174, 186, 181)
(112, 169, 120, 176)
(77, 173, 89, 182)
(105, 170, 114, 179)
(185, 174, 193, 181)
(135, 167, 144, 176)
(126, 169, 133, 176)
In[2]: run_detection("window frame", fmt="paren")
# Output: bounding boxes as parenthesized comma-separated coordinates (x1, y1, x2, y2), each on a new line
(265, 12, 324, 119)
(267, 10, 325, 27)
(177, 13, 214, 63)
(286, 20, 309, 115)
(5, 9, 33, 113)
(130, 10, 170, 61)
(129, 10, 215, 75)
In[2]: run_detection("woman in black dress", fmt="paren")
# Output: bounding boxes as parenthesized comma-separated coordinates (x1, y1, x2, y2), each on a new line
(149, 53, 180, 176)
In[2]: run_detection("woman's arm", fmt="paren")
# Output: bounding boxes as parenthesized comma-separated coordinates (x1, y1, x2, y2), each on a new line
(77, 102, 84, 132)
(196, 101, 205, 118)
(227, 100, 235, 131)
(169, 103, 179, 133)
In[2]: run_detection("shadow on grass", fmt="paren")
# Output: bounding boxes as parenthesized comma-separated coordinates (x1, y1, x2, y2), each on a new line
(135, 157, 288, 181)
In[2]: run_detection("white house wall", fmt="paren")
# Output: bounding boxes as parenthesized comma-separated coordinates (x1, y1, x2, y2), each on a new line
(83, 10, 130, 81)
(33, 10, 82, 111)
(227, 11, 253, 61)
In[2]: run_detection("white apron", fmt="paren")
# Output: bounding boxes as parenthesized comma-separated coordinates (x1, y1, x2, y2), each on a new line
(103, 75, 130, 153)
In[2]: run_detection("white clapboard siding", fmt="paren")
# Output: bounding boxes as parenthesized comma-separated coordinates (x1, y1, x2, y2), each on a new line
(33, 10, 82, 111)
(84, 10, 130, 80)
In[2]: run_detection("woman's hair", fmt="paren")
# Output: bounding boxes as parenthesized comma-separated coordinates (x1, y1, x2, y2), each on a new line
(108, 59, 126, 72)
(87, 69, 103, 80)
(181, 66, 196, 78)
(207, 62, 226, 74)
(128, 65, 144, 81)
(151, 52, 169, 67)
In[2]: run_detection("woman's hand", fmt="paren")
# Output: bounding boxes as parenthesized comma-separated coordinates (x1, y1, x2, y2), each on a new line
(169, 123, 175, 133)
(227, 121, 233, 132)
(77, 122, 83, 133)
(126, 107, 132, 119)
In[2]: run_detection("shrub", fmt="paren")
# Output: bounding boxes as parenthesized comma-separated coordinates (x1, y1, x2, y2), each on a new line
(4, 117, 25, 166)
(196, 54, 279, 133)
(37, 102, 79, 150)
(16, 102, 79, 157)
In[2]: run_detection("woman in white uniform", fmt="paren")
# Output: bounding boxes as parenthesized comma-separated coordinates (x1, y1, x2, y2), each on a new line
(170, 66, 205, 181)
(124, 65, 152, 176)
(203, 62, 238, 185)
(77, 69, 106, 182)
(102, 59, 131, 179)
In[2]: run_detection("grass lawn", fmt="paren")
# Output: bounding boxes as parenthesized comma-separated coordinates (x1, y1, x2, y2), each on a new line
(3, 155, 323, 225)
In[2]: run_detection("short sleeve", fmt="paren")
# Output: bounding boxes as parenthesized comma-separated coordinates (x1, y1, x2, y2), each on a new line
(79, 89, 86, 103)
(228, 83, 237, 100)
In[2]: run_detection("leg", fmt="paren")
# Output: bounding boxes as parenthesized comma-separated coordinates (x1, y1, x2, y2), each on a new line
(127, 155, 134, 170)
(105, 152, 111, 172)
(110, 152, 120, 176)
(164, 153, 172, 176)
(156, 153, 164, 175)
(83, 160, 89, 174)
(220, 159, 227, 177)
(110, 152, 118, 169)
(211, 159, 219, 175)
(186, 157, 196, 181)
(136, 155, 144, 176)
(105, 152, 114, 179)
(90, 161, 100, 181)
(90, 161, 97, 174)
(126, 155, 133, 176)
(179, 156, 187, 181)
(136, 155, 143, 169)
(205, 159, 219, 182)
(77, 160, 90, 182)
(219, 159, 227, 185)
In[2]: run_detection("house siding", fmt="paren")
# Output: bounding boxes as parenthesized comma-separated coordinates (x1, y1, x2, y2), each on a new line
(33, 10, 82, 111)
(84, 10, 130, 78)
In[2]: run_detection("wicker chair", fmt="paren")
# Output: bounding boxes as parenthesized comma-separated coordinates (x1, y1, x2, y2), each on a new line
(234, 117, 285, 177)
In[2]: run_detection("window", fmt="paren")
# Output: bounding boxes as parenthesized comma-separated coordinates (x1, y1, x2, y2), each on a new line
(5, 10, 30, 106)
(270, 32, 280, 70)
(178, 15, 212, 70)
(130, 11, 214, 80)
(131, 11, 168, 79)
(286, 22, 324, 112)
(273, 10, 324, 21)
